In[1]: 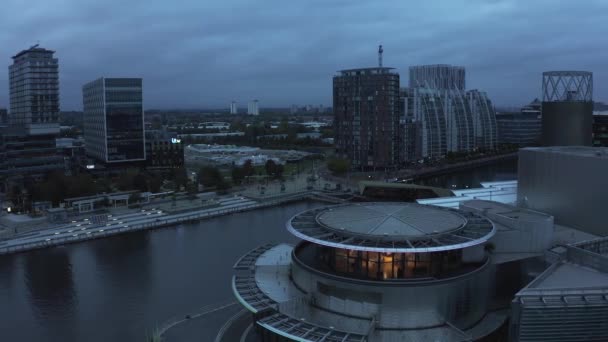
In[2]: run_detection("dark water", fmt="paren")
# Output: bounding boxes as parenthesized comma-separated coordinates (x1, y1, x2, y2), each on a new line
(415, 158, 518, 189)
(0, 202, 319, 342)
(0, 160, 518, 342)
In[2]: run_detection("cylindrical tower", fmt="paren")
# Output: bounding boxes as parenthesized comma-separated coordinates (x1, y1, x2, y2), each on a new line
(541, 71, 593, 146)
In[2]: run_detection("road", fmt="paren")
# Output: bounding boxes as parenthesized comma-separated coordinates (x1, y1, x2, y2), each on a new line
(0, 196, 259, 254)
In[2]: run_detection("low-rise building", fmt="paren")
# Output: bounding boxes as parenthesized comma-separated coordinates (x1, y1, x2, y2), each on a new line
(592, 114, 608, 147)
(510, 238, 608, 341)
(0, 126, 65, 187)
(496, 99, 542, 146)
(145, 129, 184, 169)
(518, 146, 608, 236)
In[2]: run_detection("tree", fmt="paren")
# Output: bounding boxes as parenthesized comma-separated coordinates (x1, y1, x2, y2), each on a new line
(242, 160, 255, 177)
(275, 163, 284, 178)
(231, 166, 245, 185)
(265, 159, 277, 176)
(216, 179, 231, 194)
(197, 166, 223, 187)
(186, 183, 199, 199)
(128, 192, 142, 206)
(117, 170, 136, 191)
(327, 158, 350, 175)
(67, 174, 99, 198)
(148, 175, 163, 193)
(172, 167, 188, 191)
(132, 174, 149, 192)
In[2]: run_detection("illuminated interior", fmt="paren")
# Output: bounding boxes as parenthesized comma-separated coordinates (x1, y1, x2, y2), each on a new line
(315, 245, 472, 280)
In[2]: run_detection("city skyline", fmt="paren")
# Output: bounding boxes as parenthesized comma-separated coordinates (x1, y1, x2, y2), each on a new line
(0, 0, 607, 111)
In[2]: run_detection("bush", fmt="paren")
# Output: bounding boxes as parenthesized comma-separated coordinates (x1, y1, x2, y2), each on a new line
(327, 158, 350, 175)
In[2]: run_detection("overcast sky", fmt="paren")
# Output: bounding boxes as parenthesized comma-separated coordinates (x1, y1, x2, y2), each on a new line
(0, 0, 607, 110)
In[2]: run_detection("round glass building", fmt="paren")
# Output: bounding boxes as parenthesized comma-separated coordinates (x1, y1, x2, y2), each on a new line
(229, 202, 506, 341)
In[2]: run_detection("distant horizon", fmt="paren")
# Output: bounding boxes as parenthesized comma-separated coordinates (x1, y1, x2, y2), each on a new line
(1, 0, 607, 111)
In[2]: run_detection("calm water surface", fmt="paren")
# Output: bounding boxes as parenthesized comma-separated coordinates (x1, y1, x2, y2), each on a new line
(0, 160, 518, 342)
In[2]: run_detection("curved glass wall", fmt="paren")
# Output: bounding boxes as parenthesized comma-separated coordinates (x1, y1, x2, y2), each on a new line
(295, 243, 485, 281)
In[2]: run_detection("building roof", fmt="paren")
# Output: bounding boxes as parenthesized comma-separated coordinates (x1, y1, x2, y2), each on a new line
(461, 199, 552, 223)
(358, 181, 454, 198)
(338, 67, 396, 73)
(287, 203, 495, 253)
(12, 45, 55, 59)
(522, 146, 608, 158)
(543, 70, 593, 76)
(317, 203, 466, 239)
(515, 237, 608, 305)
(417, 180, 517, 208)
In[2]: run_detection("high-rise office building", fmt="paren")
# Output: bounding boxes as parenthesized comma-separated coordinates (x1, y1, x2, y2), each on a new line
(409, 64, 465, 90)
(247, 100, 259, 115)
(9, 45, 60, 136)
(541, 71, 593, 146)
(2, 45, 64, 189)
(334, 67, 400, 169)
(82, 78, 145, 165)
(230, 101, 237, 114)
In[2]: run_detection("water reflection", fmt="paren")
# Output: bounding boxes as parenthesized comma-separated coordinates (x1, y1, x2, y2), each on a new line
(0, 254, 16, 292)
(91, 233, 152, 290)
(416, 159, 518, 189)
(23, 249, 78, 321)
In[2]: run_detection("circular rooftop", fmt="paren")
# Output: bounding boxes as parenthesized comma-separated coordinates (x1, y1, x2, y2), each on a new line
(287, 202, 495, 253)
(317, 203, 466, 240)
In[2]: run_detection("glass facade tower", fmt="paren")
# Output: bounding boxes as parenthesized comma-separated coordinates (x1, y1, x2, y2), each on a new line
(82, 78, 145, 164)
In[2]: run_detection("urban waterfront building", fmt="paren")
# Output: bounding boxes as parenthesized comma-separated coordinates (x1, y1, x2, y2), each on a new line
(401, 67, 496, 160)
(224, 195, 608, 341)
(510, 238, 608, 341)
(401, 87, 446, 159)
(409, 64, 466, 90)
(82, 78, 145, 165)
(334, 67, 400, 169)
(2, 45, 65, 188)
(231, 202, 508, 341)
(467, 90, 497, 150)
(592, 114, 608, 147)
(496, 113, 541, 146)
(230, 101, 238, 114)
(541, 71, 593, 146)
(518, 146, 608, 236)
(0, 126, 65, 187)
(145, 129, 184, 169)
(225, 199, 567, 341)
(9, 45, 60, 136)
(496, 99, 542, 146)
(248, 100, 259, 115)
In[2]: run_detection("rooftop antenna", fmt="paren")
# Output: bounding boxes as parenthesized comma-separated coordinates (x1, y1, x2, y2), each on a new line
(378, 44, 383, 67)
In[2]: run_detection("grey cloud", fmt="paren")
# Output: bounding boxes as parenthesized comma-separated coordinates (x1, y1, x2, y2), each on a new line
(0, 0, 606, 110)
